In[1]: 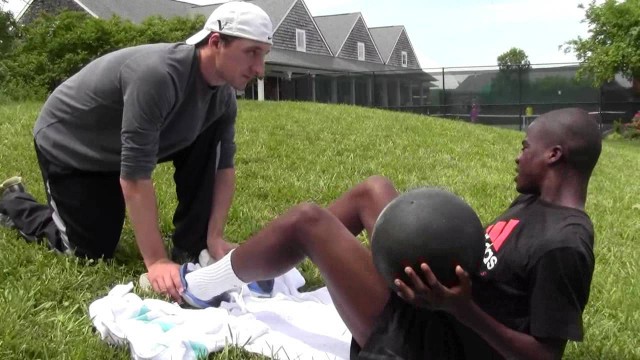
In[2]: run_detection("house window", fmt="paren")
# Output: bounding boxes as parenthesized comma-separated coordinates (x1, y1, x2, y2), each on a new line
(401, 51, 408, 67)
(296, 29, 306, 52)
(357, 42, 365, 61)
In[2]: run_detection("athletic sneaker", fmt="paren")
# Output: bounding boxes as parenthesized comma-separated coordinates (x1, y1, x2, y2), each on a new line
(0, 213, 15, 228)
(0, 176, 24, 228)
(179, 263, 232, 309)
(198, 249, 275, 298)
(248, 279, 275, 298)
(0, 176, 24, 196)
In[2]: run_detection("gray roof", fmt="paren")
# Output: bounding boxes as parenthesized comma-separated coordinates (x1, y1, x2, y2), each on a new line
(454, 65, 584, 92)
(71, 0, 433, 79)
(77, 0, 195, 22)
(250, 0, 297, 30)
(369, 26, 403, 63)
(76, 0, 291, 27)
(313, 13, 361, 55)
(267, 47, 436, 81)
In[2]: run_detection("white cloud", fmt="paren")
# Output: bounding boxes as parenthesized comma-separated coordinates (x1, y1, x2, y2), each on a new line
(1, 0, 29, 16)
(479, 0, 585, 25)
(304, 0, 364, 15)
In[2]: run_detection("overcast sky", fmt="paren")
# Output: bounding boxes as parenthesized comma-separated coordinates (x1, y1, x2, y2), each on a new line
(304, 0, 594, 69)
(2, 0, 597, 68)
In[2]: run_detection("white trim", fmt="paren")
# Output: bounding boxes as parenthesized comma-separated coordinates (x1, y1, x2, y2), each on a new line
(14, 0, 35, 22)
(335, 14, 384, 63)
(399, 27, 421, 68)
(274, 0, 298, 34)
(73, 0, 99, 18)
(275, 0, 334, 56)
(296, 29, 306, 52)
(386, 27, 403, 64)
(357, 42, 365, 61)
(401, 51, 408, 67)
(357, 15, 384, 63)
(334, 13, 358, 57)
(299, 0, 334, 56)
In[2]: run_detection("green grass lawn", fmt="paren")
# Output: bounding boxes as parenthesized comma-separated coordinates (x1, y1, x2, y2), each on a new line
(0, 100, 638, 359)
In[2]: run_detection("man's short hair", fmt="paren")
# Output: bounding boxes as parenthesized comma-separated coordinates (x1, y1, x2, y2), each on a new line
(194, 32, 236, 48)
(539, 108, 602, 177)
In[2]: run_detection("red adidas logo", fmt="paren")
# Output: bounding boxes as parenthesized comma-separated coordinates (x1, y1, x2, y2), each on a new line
(486, 219, 520, 251)
(481, 219, 520, 273)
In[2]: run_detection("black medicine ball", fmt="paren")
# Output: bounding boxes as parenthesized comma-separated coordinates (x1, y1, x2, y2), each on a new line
(371, 187, 485, 289)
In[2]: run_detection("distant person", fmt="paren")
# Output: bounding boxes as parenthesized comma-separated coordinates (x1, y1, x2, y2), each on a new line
(470, 102, 480, 123)
(176, 108, 602, 359)
(0, 1, 273, 303)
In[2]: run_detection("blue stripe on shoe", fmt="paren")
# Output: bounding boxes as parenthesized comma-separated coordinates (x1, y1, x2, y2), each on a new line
(179, 263, 231, 309)
(247, 279, 275, 298)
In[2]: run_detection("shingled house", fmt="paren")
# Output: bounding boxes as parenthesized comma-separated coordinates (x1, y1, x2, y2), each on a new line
(15, 0, 435, 107)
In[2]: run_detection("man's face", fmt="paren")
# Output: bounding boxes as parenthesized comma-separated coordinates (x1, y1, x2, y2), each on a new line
(515, 121, 549, 194)
(214, 37, 271, 90)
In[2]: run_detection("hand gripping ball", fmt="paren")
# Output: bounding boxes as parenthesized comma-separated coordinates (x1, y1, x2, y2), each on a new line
(371, 187, 485, 288)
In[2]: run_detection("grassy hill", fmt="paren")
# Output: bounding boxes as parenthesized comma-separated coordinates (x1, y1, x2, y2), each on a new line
(0, 100, 638, 359)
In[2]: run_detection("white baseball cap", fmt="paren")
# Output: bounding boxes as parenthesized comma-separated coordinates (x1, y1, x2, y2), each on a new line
(186, 1, 273, 45)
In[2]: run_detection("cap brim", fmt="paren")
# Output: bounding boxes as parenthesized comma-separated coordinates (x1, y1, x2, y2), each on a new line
(185, 29, 211, 45)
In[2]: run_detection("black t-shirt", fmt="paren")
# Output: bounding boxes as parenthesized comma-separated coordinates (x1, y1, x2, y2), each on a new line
(352, 194, 595, 359)
(474, 194, 595, 342)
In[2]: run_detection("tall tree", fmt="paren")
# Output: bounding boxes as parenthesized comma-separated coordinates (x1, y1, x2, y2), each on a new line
(564, 0, 640, 87)
(0, 0, 18, 55)
(497, 47, 531, 71)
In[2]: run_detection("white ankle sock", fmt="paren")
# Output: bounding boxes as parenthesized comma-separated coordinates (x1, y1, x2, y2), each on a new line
(184, 250, 246, 300)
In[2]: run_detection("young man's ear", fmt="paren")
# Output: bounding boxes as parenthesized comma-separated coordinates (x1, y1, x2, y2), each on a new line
(208, 33, 221, 48)
(548, 145, 564, 165)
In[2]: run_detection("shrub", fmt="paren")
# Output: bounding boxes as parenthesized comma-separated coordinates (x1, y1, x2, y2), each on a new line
(0, 11, 205, 101)
(612, 113, 640, 140)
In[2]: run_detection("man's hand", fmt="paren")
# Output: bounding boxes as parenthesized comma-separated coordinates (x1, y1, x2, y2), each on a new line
(394, 264, 473, 317)
(206, 236, 238, 262)
(147, 259, 183, 303)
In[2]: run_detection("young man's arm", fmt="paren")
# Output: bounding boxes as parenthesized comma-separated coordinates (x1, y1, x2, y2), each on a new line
(206, 96, 238, 260)
(396, 262, 570, 360)
(206, 167, 236, 259)
(397, 225, 593, 360)
(452, 290, 565, 359)
(118, 54, 181, 301)
(121, 178, 183, 302)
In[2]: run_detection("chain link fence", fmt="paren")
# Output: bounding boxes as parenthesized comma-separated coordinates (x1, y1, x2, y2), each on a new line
(245, 62, 640, 131)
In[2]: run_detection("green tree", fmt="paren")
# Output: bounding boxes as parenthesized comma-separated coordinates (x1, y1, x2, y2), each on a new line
(564, 0, 640, 87)
(1, 10, 204, 100)
(0, 3, 19, 55)
(497, 47, 531, 71)
(489, 48, 531, 104)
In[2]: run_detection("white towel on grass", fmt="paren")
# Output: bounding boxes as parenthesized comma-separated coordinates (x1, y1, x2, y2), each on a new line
(89, 268, 352, 360)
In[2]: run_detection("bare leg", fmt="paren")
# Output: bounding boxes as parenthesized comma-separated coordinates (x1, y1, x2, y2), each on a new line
(327, 175, 399, 237)
(232, 176, 399, 346)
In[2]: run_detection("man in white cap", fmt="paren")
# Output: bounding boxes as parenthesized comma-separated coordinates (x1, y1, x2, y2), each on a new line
(0, 1, 273, 302)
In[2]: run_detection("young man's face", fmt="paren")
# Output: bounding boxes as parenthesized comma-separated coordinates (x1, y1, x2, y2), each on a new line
(213, 37, 271, 90)
(514, 121, 549, 194)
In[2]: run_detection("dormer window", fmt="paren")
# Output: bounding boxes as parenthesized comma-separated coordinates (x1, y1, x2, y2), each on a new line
(357, 42, 365, 61)
(296, 29, 306, 52)
(401, 51, 408, 67)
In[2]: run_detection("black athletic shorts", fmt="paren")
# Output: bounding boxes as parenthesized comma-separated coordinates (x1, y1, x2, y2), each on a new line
(350, 294, 502, 360)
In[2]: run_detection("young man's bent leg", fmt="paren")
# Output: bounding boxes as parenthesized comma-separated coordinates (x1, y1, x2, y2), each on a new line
(167, 120, 230, 262)
(186, 176, 399, 346)
(0, 144, 126, 258)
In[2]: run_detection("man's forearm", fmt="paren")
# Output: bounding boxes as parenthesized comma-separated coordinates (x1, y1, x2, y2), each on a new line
(207, 168, 235, 243)
(454, 301, 563, 360)
(120, 178, 167, 268)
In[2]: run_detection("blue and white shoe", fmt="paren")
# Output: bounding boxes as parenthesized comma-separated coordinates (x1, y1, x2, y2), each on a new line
(179, 263, 231, 309)
(198, 249, 275, 298)
(248, 279, 275, 298)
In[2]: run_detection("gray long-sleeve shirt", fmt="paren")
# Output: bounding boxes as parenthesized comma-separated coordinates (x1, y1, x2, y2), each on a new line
(34, 43, 237, 180)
